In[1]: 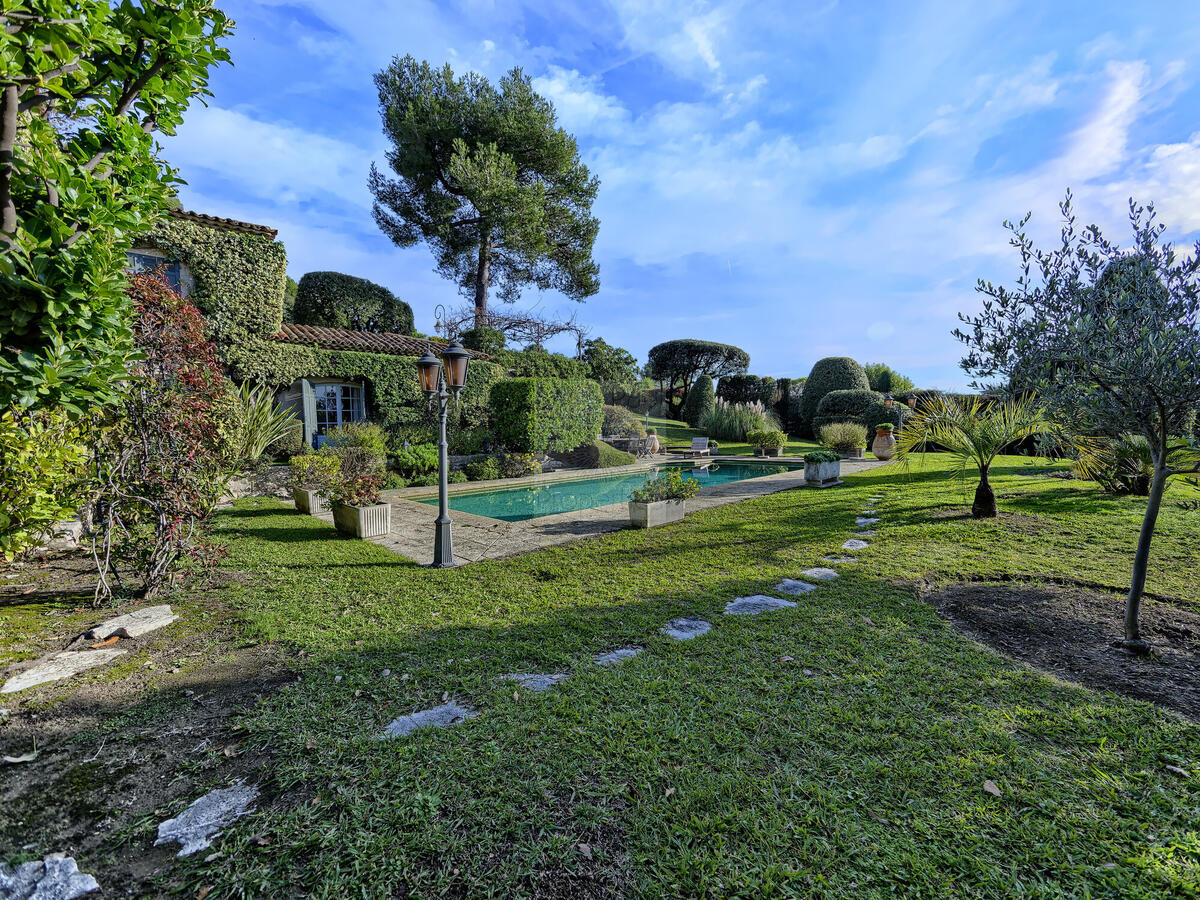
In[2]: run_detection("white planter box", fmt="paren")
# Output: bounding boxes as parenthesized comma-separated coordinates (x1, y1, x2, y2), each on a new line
(754, 447, 783, 457)
(332, 502, 391, 538)
(629, 499, 687, 529)
(293, 488, 326, 515)
(804, 461, 841, 484)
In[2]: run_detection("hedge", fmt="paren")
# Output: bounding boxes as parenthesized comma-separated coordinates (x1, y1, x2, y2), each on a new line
(797, 357, 870, 437)
(717, 374, 777, 407)
(489, 378, 603, 453)
(293, 271, 414, 334)
(812, 388, 882, 432)
(682, 374, 715, 427)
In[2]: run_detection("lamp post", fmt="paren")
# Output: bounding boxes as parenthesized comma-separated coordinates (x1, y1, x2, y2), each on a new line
(416, 338, 471, 568)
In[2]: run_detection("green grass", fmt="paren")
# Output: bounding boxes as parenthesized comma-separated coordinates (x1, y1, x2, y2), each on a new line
(145, 456, 1200, 898)
(645, 414, 823, 457)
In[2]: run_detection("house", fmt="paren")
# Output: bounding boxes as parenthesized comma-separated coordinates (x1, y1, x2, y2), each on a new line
(130, 208, 500, 446)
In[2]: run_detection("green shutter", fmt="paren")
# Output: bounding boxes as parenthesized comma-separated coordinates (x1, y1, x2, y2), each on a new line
(300, 379, 317, 448)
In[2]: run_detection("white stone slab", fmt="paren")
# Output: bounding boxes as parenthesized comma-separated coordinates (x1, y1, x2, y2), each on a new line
(1, 649, 126, 695)
(154, 782, 259, 857)
(822, 556, 859, 564)
(854, 530, 877, 538)
(500, 673, 569, 692)
(0, 853, 99, 899)
(801, 568, 840, 581)
(594, 647, 643, 665)
(380, 701, 477, 738)
(85, 605, 178, 641)
(843, 539, 870, 551)
(724, 595, 797, 615)
(855, 517, 879, 526)
(775, 579, 817, 596)
(660, 618, 712, 641)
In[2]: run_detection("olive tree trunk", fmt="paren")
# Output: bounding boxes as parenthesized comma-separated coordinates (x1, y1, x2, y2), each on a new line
(1122, 464, 1169, 652)
(972, 465, 997, 518)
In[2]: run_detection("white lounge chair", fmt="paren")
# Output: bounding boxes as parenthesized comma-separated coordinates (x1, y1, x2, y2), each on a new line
(666, 437, 711, 457)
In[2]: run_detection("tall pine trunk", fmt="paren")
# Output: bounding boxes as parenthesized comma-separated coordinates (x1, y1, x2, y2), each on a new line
(473, 237, 491, 330)
(972, 465, 997, 518)
(1123, 464, 1169, 651)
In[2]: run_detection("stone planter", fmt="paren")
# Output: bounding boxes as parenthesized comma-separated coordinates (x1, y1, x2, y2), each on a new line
(332, 502, 391, 538)
(840, 447, 865, 459)
(871, 429, 897, 460)
(804, 460, 841, 485)
(754, 447, 784, 457)
(646, 435, 660, 453)
(292, 487, 326, 515)
(629, 499, 687, 529)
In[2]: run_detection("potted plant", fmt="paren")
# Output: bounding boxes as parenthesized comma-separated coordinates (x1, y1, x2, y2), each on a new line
(328, 447, 390, 538)
(804, 450, 842, 486)
(628, 468, 701, 528)
(288, 454, 340, 514)
(645, 427, 659, 454)
(871, 422, 897, 460)
(818, 422, 868, 459)
(747, 429, 788, 457)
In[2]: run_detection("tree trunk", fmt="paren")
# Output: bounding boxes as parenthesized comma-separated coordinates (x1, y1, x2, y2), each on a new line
(1122, 465, 1168, 652)
(972, 465, 997, 517)
(0, 84, 17, 246)
(473, 237, 491, 330)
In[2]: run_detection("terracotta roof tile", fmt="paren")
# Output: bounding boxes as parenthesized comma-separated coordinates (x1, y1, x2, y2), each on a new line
(168, 208, 278, 238)
(273, 323, 490, 360)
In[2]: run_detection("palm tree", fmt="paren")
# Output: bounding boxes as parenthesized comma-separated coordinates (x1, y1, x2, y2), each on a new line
(895, 396, 1047, 517)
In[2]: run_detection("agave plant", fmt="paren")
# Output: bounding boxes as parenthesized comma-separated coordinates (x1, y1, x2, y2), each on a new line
(234, 382, 300, 464)
(895, 395, 1047, 517)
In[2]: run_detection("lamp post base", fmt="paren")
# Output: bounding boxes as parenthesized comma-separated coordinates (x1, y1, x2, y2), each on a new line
(431, 519, 456, 568)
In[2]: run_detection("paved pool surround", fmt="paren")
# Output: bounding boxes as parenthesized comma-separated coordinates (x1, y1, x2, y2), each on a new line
(309, 454, 888, 566)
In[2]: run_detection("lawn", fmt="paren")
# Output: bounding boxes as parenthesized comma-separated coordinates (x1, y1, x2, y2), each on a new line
(643, 414, 823, 457)
(4, 456, 1200, 898)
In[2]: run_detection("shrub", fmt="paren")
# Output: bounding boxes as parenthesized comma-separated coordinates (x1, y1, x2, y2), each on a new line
(461, 326, 507, 356)
(269, 421, 309, 461)
(819, 422, 868, 453)
(813, 389, 882, 432)
(591, 440, 636, 468)
(288, 454, 342, 491)
(699, 398, 780, 441)
(499, 347, 588, 379)
(391, 442, 439, 479)
(864, 396, 903, 432)
(804, 450, 841, 464)
(602, 405, 646, 437)
(876, 422, 895, 432)
(408, 473, 438, 487)
(0, 409, 91, 561)
(293, 271, 415, 334)
(717, 374, 777, 407)
(383, 473, 409, 490)
(500, 453, 543, 478)
(449, 425, 491, 455)
(323, 422, 389, 456)
(490, 379, 603, 453)
(232, 382, 300, 465)
(746, 429, 788, 450)
(448, 470, 468, 484)
(464, 457, 502, 481)
(682, 375, 715, 427)
(646, 427, 657, 436)
(863, 363, 915, 395)
(630, 468, 701, 503)
(797, 357, 870, 437)
(326, 446, 386, 506)
(1080, 435, 1155, 495)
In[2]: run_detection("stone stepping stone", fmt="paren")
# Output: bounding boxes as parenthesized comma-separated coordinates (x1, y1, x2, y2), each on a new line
(500, 673, 569, 692)
(85, 604, 178, 641)
(854, 530, 877, 538)
(775, 579, 818, 596)
(800, 568, 840, 581)
(868, 496, 883, 501)
(855, 517, 879, 526)
(380, 701, 477, 738)
(843, 539, 870, 551)
(0, 853, 99, 899)
(594, 647, 643, 665)
(2, 649, 126, 695)
(724, 595, 797, 615)
(154, 782, 259, 857)
(822, 555, 859, 564)
(660, 618, 712, 641)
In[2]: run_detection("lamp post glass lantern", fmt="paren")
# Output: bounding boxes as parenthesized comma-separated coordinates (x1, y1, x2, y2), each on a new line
(417, 340, 470, 567)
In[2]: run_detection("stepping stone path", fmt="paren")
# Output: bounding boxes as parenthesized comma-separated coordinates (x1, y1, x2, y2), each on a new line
(843, 539, 870, 551)
(594, 648, 643, 665)
(380, 701, 477, 738)
(800, 568, 840, 581)
(855, 517, 879, 527)
(660, 618, 712, 641)
(724, 595, 797, 615)
(501, 673, 568, 692)
(0, 853, 99, 899)
(854, 530, 877, 538)
(822, 555, 858, 564)
(154, 782, 259, 857)
(775, 579, 818, 596)
(85, 604, 178, 641)
(1, 648, 126, 695)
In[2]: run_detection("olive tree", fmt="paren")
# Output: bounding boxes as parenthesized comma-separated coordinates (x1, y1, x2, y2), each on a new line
(957, 194, 1200, 652)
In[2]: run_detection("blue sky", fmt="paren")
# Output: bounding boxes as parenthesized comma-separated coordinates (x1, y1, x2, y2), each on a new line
(163, 1, 1200, 390)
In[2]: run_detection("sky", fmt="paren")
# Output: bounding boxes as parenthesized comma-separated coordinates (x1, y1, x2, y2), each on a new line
(163, 0, 1200, 390)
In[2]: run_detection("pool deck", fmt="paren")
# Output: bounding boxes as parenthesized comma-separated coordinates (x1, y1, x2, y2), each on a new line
(310, 455, 888, 566)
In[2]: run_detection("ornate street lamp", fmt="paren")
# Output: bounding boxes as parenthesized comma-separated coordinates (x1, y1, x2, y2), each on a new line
(416, 336, 470, 568)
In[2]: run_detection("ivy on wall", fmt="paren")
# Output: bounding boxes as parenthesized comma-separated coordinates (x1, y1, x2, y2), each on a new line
(489, 378, 604, 452)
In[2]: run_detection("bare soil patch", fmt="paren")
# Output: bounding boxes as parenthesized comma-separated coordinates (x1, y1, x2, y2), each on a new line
(926, 581, 1200, 721)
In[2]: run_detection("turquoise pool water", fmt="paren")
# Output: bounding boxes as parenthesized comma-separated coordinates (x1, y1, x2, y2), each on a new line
(417, 461, 795, 522)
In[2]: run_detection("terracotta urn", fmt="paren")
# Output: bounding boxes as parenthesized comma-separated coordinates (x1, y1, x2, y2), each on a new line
(871, 428, 896, 460)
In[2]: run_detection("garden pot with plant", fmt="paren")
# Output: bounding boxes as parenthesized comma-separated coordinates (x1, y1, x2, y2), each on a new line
(645, 427, 659, 454)
(747, 429, 787, 457)
(628, 468, 701, 528)
(871, 422, 897, 460)
(328, 447, 390, 538)
(818, 421, 868, 459)
(288, 454, 341, 515)
(803, 450, 843, 486)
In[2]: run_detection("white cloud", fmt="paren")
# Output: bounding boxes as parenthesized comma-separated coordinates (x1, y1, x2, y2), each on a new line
(531, 67, 632, 138)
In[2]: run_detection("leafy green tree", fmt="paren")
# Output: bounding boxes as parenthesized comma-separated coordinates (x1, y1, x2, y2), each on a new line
(957, 194, 1200, 651)
(645, 339, 750, 420)
(682, 374, 715, 427)
(863, 362, 915, 395)
(282, 276, 299, 321)
(293, 271, 414, 334)
(370, 57, 600, 328)
(0, 0, 232, 414)
(582, 338, 639, 385)
(460, 326, 507, 357)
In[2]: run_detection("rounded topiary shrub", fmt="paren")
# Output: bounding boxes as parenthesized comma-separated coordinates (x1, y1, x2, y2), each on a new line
(797, 357, 870, 437)
(293, 271, 415, 334)
(601, 404, 646, 437)
(812, 388, 882, 431)
(682, 374, 715, 427)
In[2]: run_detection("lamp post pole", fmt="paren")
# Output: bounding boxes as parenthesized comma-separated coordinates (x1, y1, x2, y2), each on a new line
(432, 375, 454, 568)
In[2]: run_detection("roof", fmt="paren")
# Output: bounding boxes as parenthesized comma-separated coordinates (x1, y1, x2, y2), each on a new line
(167, 207, 278, 239)
(273, 323, 491, 360)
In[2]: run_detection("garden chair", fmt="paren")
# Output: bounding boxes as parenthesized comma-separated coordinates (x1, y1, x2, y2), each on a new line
(667, 437, 711, 457)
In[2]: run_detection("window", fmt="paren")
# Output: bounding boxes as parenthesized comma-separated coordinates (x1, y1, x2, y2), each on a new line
(314, 383, 365, 435)
(127, 251, 182, 292)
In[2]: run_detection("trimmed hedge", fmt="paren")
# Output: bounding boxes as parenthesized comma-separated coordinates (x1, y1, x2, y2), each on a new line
(717, 374, 777, 407)
(293, 271, 414, 334)
(682, 374, 715, 427)
(588, 439, 636, 468)
(489, 378, 603, 453)
(814, 389, 882, 430)
(864, 396, 903, 431)
(798, 357, 870, 437)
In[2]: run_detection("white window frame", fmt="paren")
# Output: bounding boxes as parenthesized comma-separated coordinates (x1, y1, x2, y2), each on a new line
(314, 382, 366, 435)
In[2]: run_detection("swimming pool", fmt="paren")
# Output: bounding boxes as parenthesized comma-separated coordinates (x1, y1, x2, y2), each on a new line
(416, 461, 797, 522)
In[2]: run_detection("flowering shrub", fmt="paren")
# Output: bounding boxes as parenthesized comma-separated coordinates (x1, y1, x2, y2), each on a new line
(500, 452, 542, 478)
(326, 447, 386, 506)
(629, 468, 701, 503)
